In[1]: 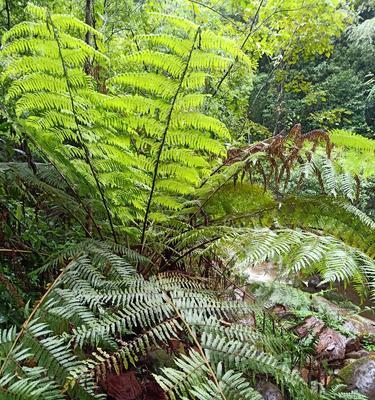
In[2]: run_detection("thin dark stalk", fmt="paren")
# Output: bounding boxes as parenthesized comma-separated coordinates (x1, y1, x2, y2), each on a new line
(29, 137, 103, 239)
(194, 206, 278, 228)
(140, 28, 201, 250)
(166, 294, 227, 400)
(202, 256, 256, 302)
(212, 0, 266, 96)
(0, 260, 74, 375)
(160, 236, 220, 271)
(5, 0, 11, 29)
(48, 12, 118, 243)
(188, 0, 243, 31)
(190, 168, 239, 224)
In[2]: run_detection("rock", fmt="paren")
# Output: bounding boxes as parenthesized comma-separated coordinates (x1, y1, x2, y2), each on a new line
(270, 304, 288, 317)
(295, 316, 325, 337)
(305, 275, 329, 292)
(338, 355, 375, 397)
(256, 382, 283, 400)
(296, 318, 347, 362)
(238, 314, 256, 327)
(345, 350, 370, 359)
(316, 296, 375, 339)
(316, 328, 346, 362)
(343, 317, 375, 339)
(245, 262, 280, 284)
(343, 358, 356, 367)
(345, 336, 361, 353)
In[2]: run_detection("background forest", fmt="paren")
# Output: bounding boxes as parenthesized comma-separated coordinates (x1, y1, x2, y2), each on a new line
(0, 0, 374, 399)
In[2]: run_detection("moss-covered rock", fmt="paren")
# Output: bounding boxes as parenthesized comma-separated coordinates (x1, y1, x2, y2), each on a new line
(338, 355, 375, 397)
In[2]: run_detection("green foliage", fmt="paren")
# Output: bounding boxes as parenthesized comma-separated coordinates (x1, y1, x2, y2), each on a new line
(175, 226, 375, 300)
(329, 129, 375, 177)
(0, 247, 322, 400)
(2, 244, 363, 400)
(1, 3, 253, 235)
(0, 2, 374, 400)
(249, 1, 374, 137)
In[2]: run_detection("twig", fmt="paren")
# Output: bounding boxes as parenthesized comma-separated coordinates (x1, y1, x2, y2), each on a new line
(160, 236, 221, 271)
(212, 0, 266, 96)
(188, 0, 243, 31)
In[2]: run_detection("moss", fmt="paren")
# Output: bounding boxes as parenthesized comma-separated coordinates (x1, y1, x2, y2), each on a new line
(338, 355, 375, 382)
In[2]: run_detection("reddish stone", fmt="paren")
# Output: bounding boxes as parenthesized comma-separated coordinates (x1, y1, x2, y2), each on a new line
(295, 316, 325, 337)
(316, 328, 346, 362)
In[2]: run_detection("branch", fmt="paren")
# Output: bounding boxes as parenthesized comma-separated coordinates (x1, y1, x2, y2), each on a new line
(188, 0, 243, 31)
(212, 0, 267, 96)
(160, 236, 221, 271)
(166, 293, 228, 400)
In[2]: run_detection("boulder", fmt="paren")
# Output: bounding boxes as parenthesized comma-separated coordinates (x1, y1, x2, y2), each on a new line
(316, 328, 346, 362)
(295, 316, 325, 337)
(345, 350, 370, 360)
(256, 382, 284, 400)
(342, 316, 375, 340)
(338, 355, 375, 398)
(295, 318, 346, 362)
(344, 336, 361, 353)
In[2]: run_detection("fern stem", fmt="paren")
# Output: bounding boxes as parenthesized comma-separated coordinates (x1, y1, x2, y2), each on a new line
(160, 236, 221, 271)
(0, 260, 74, 375)
(47, 12, 118, 243)
(140, 27, 201, 250)
(166, 293, 228, 400)
(0, 248, 32, 253)
(191, 168, 239, 224)
(202, 255, 256, 302)
(199, 134, 281, 190)
(29, 137, 104, 239)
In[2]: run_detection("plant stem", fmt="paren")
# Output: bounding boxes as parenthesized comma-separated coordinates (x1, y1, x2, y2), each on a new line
(47, 12, 117, 243)
(140, 27, 201, 250)
(167, 293, 227, 400)
(0, 260, 74, 375)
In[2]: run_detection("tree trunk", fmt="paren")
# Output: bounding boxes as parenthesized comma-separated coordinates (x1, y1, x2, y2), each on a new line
(273, 55, 285, 135)
(84, 0, 95, 46)
(5, 0, 11, 29)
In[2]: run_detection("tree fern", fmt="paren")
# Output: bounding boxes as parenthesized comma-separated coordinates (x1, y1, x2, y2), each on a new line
(1, 4, 253, 245)
(173, 226, 375, 299)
